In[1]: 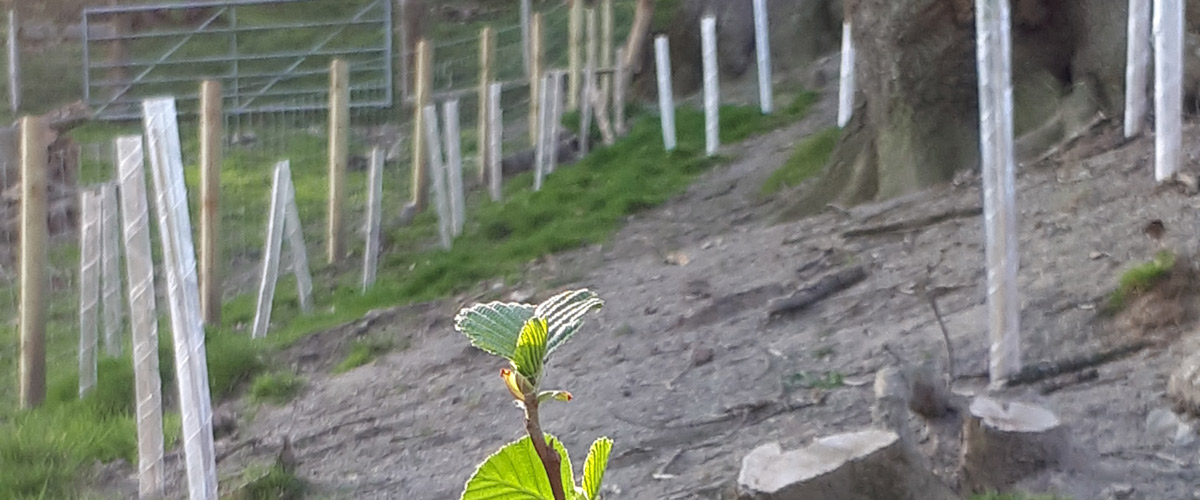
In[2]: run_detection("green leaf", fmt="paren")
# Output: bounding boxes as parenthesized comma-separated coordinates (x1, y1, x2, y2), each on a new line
(455, 301, 536, 359)
(581, 438, 613, 500)
(513, 317, 549, 381)
(546, 434, 575, 498)
(535, 289, 604, 355)
(461, 434, 575, 500)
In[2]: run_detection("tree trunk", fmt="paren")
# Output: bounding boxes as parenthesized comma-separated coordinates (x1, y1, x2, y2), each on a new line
(777, 0, 1131, 220)
(623, 0, 654, 78)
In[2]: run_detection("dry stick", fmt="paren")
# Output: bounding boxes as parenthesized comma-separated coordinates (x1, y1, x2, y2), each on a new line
(841, 206, 983, 238)
(78, 188, 102, 398)
(1003, 341, 1151, 388)
(100, 183, 124, 356)
(18, 115, 47, 409)
(116, 135, 165, 498)
(363, 148, 384, 291)
(252, 162, 289, 339)
(1125, 0, 1151, 138)
(411, 40, 432, 212)
(199, 80, 222, 326)
(477, 26, 494, 184)
(918, 249, 955, 381)
(327, 59, 349, 263)
(766, 266, 868, 317)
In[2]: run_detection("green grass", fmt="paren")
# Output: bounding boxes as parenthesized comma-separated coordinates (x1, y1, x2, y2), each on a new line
(761, 126, 840, 195)
(231, 463, 307, 500)
(249, 372, 305, 406)
(334, 337, 401, 374)
(1104, 250, 1175, 314)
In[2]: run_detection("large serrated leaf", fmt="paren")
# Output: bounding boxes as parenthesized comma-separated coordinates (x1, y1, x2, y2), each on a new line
(536, 289, 604, 355)
(513, 317, 549, 381)
(455, 301, 536, 358)
(461, 434, 575, 500)
(581, 438, 613, 500)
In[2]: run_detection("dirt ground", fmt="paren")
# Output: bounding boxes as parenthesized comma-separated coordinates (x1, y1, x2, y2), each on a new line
(95, 66, 1200, 500)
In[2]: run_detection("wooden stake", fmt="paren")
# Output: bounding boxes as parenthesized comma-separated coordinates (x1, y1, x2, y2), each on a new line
(327, 59, 349, 263)
(115, 135, 165, 498)
(600, 0, 613, 105)
(580, 7, 597, 155)
(199, 80, 222, 326)
(478, 26, 495, 184)
(568, 0, 584, 111)
(411, 40, 433, 211)
(18, 115, 46, 409)
(529, 14, 544, 145)
(614, 47, 627, 135)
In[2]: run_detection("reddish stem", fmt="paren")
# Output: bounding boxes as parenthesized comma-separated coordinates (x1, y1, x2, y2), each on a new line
(523, 393, 567, 500)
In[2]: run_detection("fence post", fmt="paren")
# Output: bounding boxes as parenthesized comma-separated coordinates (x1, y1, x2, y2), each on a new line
(199, 80, 222, 326)
(1154, 0, 1183, 181)
(79, 188, 102, 398)
(363, 148, 383, 291)
(411, 40, 432, 211)
(422, 104, 452, 249)
(615, 47, 627, 135)
(521, 0, 532, 76)
(7, 10, 18, 116)
(529, 13, 544, 145)
(568, 0, 583, 111)
(488, 82, 503, 201)
(580, 7, 597, 155)
(654, 37, 676, 151)
(327, 59, 349, 263)
(752, 0, 773, 114)
(837, 21, 855, 128)
(281, 171, 312, 313)
(974, 0, 1021, 387)
(115, 135, 165, 499)
(600, 0, 613, 104)
(1125, 0, 1151, 138)
(252, 162, 289, 339)
(478, 26, 494, 184)
(701, 16, 719, 157)
(18, 115, 46, 409)
(443, 99, 465, 237)
(100, 182, 124, 356)
(141, 97, 218, 500)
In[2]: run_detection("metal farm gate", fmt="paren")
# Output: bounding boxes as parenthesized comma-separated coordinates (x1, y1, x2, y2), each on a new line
(82, 0, 392, 120)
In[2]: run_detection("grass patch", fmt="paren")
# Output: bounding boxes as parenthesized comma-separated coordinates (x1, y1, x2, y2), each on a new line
(334, 337, 400, 374)
(761, 126, 840, 195)
(231, 463, 307, 500)
(249, 372, 305, 406)
(1104, 250, 1175, 314)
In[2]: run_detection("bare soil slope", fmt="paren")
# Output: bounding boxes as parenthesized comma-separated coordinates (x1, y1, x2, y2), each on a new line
(105, 71, 1200, 500)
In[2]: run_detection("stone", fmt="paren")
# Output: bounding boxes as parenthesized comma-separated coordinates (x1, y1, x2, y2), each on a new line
(1168, 351, 1200, 418)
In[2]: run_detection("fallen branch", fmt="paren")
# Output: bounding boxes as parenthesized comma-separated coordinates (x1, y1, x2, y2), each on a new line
(842, 206, 982, 239)
(767, 266, 868, 317)
(1038, 368, 1100, 395)
(1004, 341, 1151, 387)
(1024, 112, 1108, 167)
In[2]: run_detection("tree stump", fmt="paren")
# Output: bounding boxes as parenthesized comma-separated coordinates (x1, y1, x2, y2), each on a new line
(737, 429, 957, 500)
(960, 396, 1067, 493)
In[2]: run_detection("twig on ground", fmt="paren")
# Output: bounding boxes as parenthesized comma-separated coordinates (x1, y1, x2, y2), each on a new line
(1038, 369, 1100, 395)
(1003, 341, 1152, 387)
(842, 206, 982, 238)
(766, 266, 868, 318)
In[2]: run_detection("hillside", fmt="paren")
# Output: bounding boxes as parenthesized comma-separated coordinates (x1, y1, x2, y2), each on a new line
(83, 61, 1200, 499)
